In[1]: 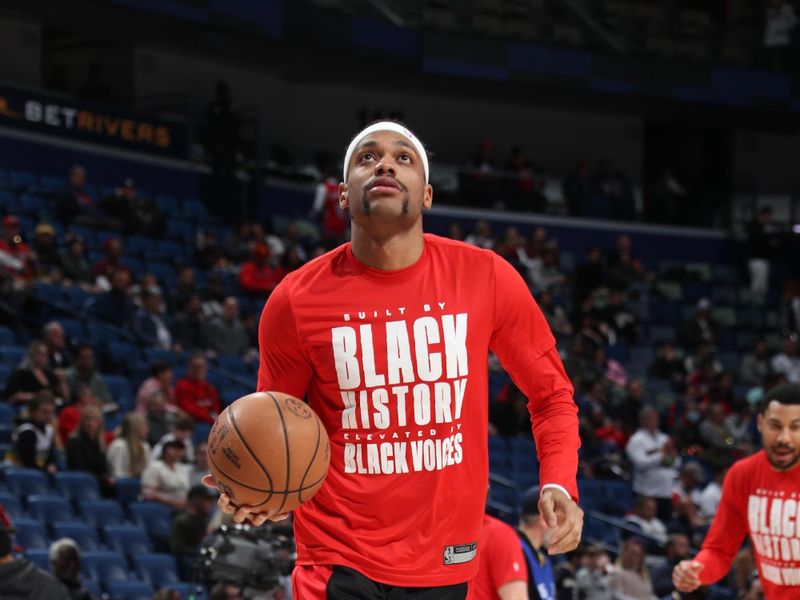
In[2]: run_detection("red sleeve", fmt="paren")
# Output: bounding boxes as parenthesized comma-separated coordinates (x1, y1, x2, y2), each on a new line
(240, 263, 276, 293)
(695, 465, 749, 585)
(175, 380, 210, 423)
(257, 281, 314, 399)
(489, 254, 580, 500)
(486, 521, 528, 589)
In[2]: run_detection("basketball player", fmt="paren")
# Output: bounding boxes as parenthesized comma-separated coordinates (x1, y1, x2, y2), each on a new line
(206, 121, 582, 598)
(672, 384, 800, 599)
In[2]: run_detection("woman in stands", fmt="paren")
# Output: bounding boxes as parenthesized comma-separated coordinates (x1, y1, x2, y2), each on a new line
(106, 412, 150, 479)
(4, 340, 69, 406)
(66, 405, 115, 495)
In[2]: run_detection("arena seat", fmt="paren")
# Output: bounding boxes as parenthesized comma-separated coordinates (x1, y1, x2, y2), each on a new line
(105, 580, 154, 600)
(103, 375, 135, 411)
(52, 521, 102, 551)
(25, 548, 50, 570)
(54, 471, 101, 504)
(0, 491, 25, 519)
(128, 502, 172, 547)
(5, 468, 53, 497)
(78, 499, 127, 530)
(27, 495, 75, 527)
(13, 518, 49, 549)
(104, 525, 152, 560)
(0, 423, 12, 444)
(134, 552, 180, 586)
(82, 550, 131, 585)
(0, 346, 26, 366)
(0, 325, 16, 346)
(114, 478, 141, 505)
(603, 480, 635, 516)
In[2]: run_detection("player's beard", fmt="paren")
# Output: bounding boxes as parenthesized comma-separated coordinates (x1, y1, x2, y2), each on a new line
(360, 183, 411, 216)
(766, 443, 800, 471)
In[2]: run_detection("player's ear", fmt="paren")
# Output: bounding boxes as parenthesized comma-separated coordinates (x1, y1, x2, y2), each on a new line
(339, 182, 349, 210)
(756, 412, 763, 434)
(422, 184, 433, 210)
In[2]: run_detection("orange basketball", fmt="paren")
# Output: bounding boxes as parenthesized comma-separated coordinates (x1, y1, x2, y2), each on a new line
(207, 391, 330, 513)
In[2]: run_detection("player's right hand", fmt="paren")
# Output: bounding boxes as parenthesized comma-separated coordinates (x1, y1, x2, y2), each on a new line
(201, 474, 289, 525)
(672, 559, 704, 592)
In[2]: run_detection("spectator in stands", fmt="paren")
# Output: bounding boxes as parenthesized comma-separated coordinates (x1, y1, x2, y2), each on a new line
(49, 537, 93, 600)
(598, 289, 640, 345)
(30, 223, 61, 282)
(107, 412, 150, 479)
(43, 321, 72, 371)
(698, 403, 748, 469)
(59, 234, 93, 286)
(142, 439, 190, 510)
(239, 242, 278, 296)
(175, 354, 220, 425)
(518, 486, 557, 599)
(554, 546, 587, 600)
(202, 273, 225, 319)
(152, 414, 195, 463)
(102, 178, 164, 237)
(739, 339, 772, 386)
(11, 392, 58, 472)
(130, 273, 162, 310)
(671, 462, 704, 534)
(574, 546, 614, 600)
(93, 269, 136, 329)
(56, 164, 109, 229)
(58, 386, 101, 445)
(608, 537, 656, 599)
(623, 496, 668, 546)
(223, 223, 257, 264)
(5, 340, 69, 406)
(190, 440, 210, 487)
(209, 582, 243, 600)
(132, 287, 172, 350)
(464, 220, 494, 249)
(172, 294, 208, 352)
(311, 165, 349, 247)
(563, 160, 591, 217)
(64, 345, 113, 409)
(764, 0, 797, 70)
(747, 205, 780, 293)
(91, 238, 129, 287)
(170, 266, 197, 313)
(205, 297, 249, 357)
(695, 464, 726, 521)
(144, 394, 170, 448)
(195, 229, 225, 271)
(650, 534, 694, 599)
(770, 335, 800, 383)
(626, 407, 681, 522)
(610, 378, 645, 436)
(526, 246, 566, 295)
(135, 361, 177, 414)
(0, 215, 29, 261)
(573, 248, 606, 305)
(281, 222, 309, 263)
(537, 290, 573, 337)
(678, 298, 720, 351)
(0, 506, 69, 599)
(66, 405, 114, 496)
(649, 341, 686, 389)
(170, 484, 217, 579)
(275, 247, 304, 283)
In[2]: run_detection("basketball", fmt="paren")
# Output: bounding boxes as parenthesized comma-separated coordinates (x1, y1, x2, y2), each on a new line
(206, 391, 330, 513)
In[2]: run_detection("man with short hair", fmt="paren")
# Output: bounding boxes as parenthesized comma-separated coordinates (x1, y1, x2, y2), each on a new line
(152, 414, 196, 463)
(517, 487, 557, 600)
(204, 296, 249, 357)
(473, 505, 528, 599)
(650, 534, 696, 599)
(175, 355, 220, 425)
(170, 484, 217, 579)
(673, 384, 800, 598)
(623, 496, 668, 546)
(64, 345, 113, 409)
(43, 321, 72, 370)
(49, 538, 93, 600)
(12, 392, 58, 472)
(133, 287, 172, 350)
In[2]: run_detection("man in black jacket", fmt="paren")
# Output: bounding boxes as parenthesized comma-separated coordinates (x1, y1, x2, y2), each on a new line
(49, 538, 93, 600)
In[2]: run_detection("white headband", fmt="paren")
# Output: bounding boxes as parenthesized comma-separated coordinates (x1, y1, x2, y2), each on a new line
(342, 121, 429, 183)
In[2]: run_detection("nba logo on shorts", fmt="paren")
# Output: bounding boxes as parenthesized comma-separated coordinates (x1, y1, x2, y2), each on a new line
(443, 547, 455, 565)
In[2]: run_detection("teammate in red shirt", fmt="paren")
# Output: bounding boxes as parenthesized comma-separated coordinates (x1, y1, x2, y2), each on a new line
(673, 384, 800, 599)
(473, 513, 528, 600)
(206, 121, 582, 598)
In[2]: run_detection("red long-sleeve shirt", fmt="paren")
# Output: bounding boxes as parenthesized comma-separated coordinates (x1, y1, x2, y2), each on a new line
(239, 260, 278, 294)
(175, 377, 220, 424)
(256, 234, 580, 586)
(695, 450, 800, 599)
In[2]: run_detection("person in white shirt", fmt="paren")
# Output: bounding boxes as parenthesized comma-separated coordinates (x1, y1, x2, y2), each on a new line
(764, 0, 798, 70)
(107, 413, 151, 479)
(626, 407, 681, 522)
(142, 439, 190, 510)
(770, 336, 800, 383)
(624, 496, 668, 546)
(695, 465, 726, 521)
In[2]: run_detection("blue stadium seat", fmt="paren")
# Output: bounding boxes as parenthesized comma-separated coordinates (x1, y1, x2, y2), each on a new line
(51, 521, 102, 551)
(128, 502, 171, 545)
(54, 471, 101, 504)
(180, 199, 207, 220)
(25, 548, 51, 571)
(166, 220, 195, 239)
(603, 480, 635, 516)
(78, 499, 127, 529)
(115, 478, 141, 505)
(0, 491, 25, 519)
(0, 423, 12, 443)
(27, 495, 74, 526)
(87, 323, 125, 346)
(82, 550, 130, 585)
(10, 170, 39, 191)
(58, 318, 85, 344)
(155, 195, 180, 215)
(0, 442, 10, 461)
(5, 468, 53, 497)
(105, 581, 154, 600)
(125, 236, 157, 257)
(103, 375, 134, 411)
(107, 341, 141, 369)
(63, 287, 95, 311)
(146, 261, 175, 285)
(0, 345, 26, 366)
(34, 283, 64, 306)
(192, 422, 213, 447)
(135, 553, 180, 586)
(104, 525, 152, 558)
(215, 354, 247, 375)
(0, 325, 15, 346)
(40, 175, 66, 193)
(143, 348, 179, 367)
(13, 518, 49, 549)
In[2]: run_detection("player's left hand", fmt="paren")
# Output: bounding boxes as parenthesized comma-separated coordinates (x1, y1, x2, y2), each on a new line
(539, 488, 583, 554)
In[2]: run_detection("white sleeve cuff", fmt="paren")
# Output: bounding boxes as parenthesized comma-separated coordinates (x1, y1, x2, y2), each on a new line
(540, 483, 572, 499)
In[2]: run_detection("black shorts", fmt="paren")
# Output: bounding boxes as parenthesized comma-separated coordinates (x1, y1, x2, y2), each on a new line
(292, 565, 470, 600)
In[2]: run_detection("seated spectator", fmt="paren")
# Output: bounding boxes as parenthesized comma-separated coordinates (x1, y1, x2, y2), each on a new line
(169, 484, 217, 579)
(598, 289, 640, 345)
(64, 345, 114, 410)
(623, 496, 668, 546)
(170, 266, 197, 313)
(525, 246, 565, 295)
(209, 582, 243, 600)
(274, 247, 304, 283)
(144, 394, 171, 447)
(66, 405, 114, 495)
(176, 354, 220, 425)
(574, 546, 613, 600)
(695, 465, 726, 520)
(537, 290, 572, 337)
(43, 321, 72, 371)
(136, 362, 177, 414)
(129, 272, 163, 309)
(464, 220, 494, 249)
(0, 506, 69, 599)
(610, 379, 645, 436)
(56, 164, 105, 227)
(202, 274, 226, 319)
(107, 413, 150, 479)
(172, 294, 208, 352)
(678, 298, 720, 351)
(770, 336, 800, 384)
(30, 223, 61, 281)
(671, 462, 704, 534)
(49, 537, 93, 600)
(141, 439, 190, 510)
(190, 440, 210, 487)
(563, 160, 591, 216)
(58, 386, 101, 444)
(699, 403, 748, 469)
(239, 243, 278, 295)
(101, 178, 164, 237)
(650, 534, 692, 599)
(0, 215, 30, 263)
(608, 537, 655, 599)
(223, 222, 257, 264)
(93, 269, 136, 329)
(649, 341, 686, 389)
(91, 238, 130, 288)
(10, 392, 58, 472)
(59, 234, 93, 285)
(739, 339, 773, 386)
(205, 297, 249, 357)
(132, 287, 172, 350)
(152, 414, 196, 463)
(4, 340, 69, 406)
(572, 247, 606, 305)
(589, 407, 626, 451)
